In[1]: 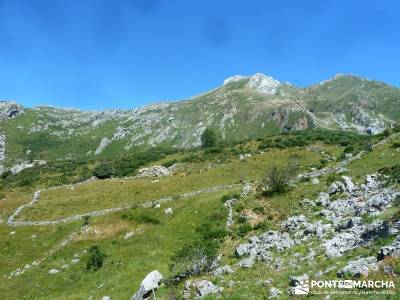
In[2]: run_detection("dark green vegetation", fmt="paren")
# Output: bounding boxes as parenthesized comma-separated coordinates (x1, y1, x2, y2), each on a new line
(86, 245, 106, 271)
(200, 127, 218, 148)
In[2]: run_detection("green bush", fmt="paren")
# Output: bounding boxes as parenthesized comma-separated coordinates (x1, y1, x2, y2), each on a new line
(169, 240, 219, 277)
(82, 215, 90, 227)
(1, 170, 11, 179)
(237, 215, 247, 223)
(93, 162, 114, 179)
(220, 193, 240, 203)
(262, 162, 298, 195)
(162, 159, 178, 168)
(343, 145, 354, 153)
(394, 195, 400, 208)
(237, 223, 252, 237)
(86, 246, 105, 271)
(201, 128, 218, 148)
(326, 173, 341, 185)
(204, 146, 223, 154)
(135, 213, 160, 225)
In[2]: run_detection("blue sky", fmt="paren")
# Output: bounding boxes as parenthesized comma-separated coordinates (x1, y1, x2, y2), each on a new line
(0, 0, 399, 110)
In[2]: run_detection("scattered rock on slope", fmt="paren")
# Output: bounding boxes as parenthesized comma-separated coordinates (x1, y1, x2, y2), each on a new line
(337, 256, 378, 277)
(131, 270, 163, 300)
(137, 166, 171, 178)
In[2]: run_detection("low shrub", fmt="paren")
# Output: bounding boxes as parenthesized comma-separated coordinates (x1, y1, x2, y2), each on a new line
(237, 223, 252, 236)
(169, 240, 219, 277)
(135, 213, 160, 225)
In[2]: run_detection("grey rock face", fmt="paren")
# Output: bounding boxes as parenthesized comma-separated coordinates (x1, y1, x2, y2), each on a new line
(10, 162, 34, 175)
(131, 270, 163, 300)
(248, 73, 281, 95)
(95, 137, 112, 155)
(337, 256, 378, 277)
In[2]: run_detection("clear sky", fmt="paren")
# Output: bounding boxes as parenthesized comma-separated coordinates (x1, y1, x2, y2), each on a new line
(0, 0, 399, 110)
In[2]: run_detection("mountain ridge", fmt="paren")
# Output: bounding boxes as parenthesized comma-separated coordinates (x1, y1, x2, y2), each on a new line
(0, 73, 399, 174)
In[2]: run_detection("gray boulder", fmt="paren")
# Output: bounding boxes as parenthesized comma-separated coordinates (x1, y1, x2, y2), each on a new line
(131, 270, 163, 300)
(281, 215, 308, 231)
(212, 265, 234, 276)
(337, 256, 378, 277)
(241, 183, 254, 196)
(237, 256, 255, 268)
(328, 181, 345, 195)
(342, 176, 358, 194)
(235, 243, 252, 257)
(192, 280, 223, 298)
(316, 192, 331, 207)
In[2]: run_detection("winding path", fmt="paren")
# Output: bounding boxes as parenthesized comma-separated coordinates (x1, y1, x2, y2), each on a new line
(7, 133, 397, 227)
(8, 183, 241, 227)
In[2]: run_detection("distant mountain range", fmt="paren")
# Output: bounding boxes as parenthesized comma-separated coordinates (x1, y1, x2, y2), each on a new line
(1, 73, 399, 172)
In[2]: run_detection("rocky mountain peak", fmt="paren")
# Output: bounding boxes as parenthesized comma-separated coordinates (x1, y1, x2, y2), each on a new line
(223, 73, 281, 95)
(248, 73, 281, 95)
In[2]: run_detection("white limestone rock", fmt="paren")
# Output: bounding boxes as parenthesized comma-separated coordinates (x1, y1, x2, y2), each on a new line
(131, 270, 163, 300)
(137, 166, 170, 178)
(248, 73, 281, 95)
(95, 137, 112, 155)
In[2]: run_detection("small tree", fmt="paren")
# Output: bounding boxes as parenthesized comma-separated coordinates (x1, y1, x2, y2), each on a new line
(93, 162, 114, 179)
(262, 162, 298, 195)
(201, 128, 217, 148)
(86, 245, 105, 271)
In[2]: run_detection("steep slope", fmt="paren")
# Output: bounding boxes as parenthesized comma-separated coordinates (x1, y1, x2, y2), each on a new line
(302, 74, 400, 133)
(0, 73, 399, 173)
